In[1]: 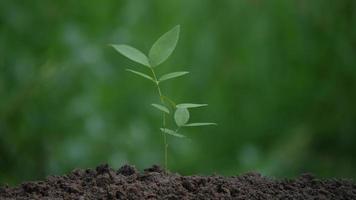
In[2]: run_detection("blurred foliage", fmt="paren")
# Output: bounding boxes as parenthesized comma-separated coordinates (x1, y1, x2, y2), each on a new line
(1, 0, 356, 184)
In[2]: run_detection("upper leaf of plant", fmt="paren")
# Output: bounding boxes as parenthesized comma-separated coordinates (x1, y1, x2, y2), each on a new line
(151, 103, 170, 114)
(159, 71, 189, 82)
(176, 103, 208, 109)
(112, 44, 150, 67)
(149, 25, 180, 67)
(126, 69, 154, 82)
(174, 107, 190, 127)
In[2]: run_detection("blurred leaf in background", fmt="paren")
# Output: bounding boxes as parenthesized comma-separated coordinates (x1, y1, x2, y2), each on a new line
(1, 0, 356, 185)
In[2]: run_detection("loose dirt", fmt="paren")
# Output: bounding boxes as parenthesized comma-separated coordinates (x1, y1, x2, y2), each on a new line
(1, 164, 355, 199)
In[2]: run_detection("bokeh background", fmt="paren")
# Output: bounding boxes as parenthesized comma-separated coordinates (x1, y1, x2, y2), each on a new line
(1, 0, 356, 184)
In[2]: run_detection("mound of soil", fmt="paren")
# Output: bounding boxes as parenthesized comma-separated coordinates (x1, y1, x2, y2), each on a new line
(1, 164, 355, 200)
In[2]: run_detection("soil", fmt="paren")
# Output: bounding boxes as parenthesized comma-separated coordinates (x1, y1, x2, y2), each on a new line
(1, 164, 355, 200)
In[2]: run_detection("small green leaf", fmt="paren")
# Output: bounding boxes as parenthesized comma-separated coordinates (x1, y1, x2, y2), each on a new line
(176, 103, 208, 109)
(183, 123, 217, 127)
(126, 69, 154, 82)
(159, 71, 189, 82)
(174, 107, 190, 126)
(111, 44, 150, 67)
(160, 128, 185, 138)
(151, 104, 170, 114)
(149, 25, 180, 67)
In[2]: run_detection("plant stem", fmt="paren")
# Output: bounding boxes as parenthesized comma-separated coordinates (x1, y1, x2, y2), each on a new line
(150, 68, 168, 170)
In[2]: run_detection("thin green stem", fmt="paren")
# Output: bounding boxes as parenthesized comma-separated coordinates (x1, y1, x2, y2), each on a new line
(150, 68, 168, 170)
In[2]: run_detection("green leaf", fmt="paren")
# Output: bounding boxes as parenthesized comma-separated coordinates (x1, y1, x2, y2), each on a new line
(111, 44, 150, 67)
(159, 71, 189, 82)
(160, 128, 185, 138)
(149, 25, 180, 67)
(126, 69, 154, 82)
(183, 123, 217, 127)
(176, 103, 208, 109)
(174, 107, 190, 126)
(151, 104, 170, 114)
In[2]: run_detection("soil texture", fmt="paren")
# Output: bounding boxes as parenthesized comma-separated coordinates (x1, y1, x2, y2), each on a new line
(1, 164, 355, 200)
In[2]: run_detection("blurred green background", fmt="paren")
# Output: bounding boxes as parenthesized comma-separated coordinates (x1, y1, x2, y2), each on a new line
(1, 0, 356, 184)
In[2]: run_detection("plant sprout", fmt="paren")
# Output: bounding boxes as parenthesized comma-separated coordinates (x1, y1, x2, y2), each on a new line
(111, 25, 216, 170)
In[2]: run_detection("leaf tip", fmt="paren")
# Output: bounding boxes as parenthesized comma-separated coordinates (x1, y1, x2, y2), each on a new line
(110, 44, 120, 48)
(175, 24, 181, 31)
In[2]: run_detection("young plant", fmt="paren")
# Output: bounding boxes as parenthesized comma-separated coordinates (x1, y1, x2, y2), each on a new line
(111, 25, 216, 170)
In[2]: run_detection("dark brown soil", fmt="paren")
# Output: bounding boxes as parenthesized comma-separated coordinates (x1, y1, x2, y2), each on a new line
(1, 164, 355, 200)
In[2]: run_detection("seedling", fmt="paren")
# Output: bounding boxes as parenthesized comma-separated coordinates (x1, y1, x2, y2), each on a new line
(111, 25, 216, 170)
